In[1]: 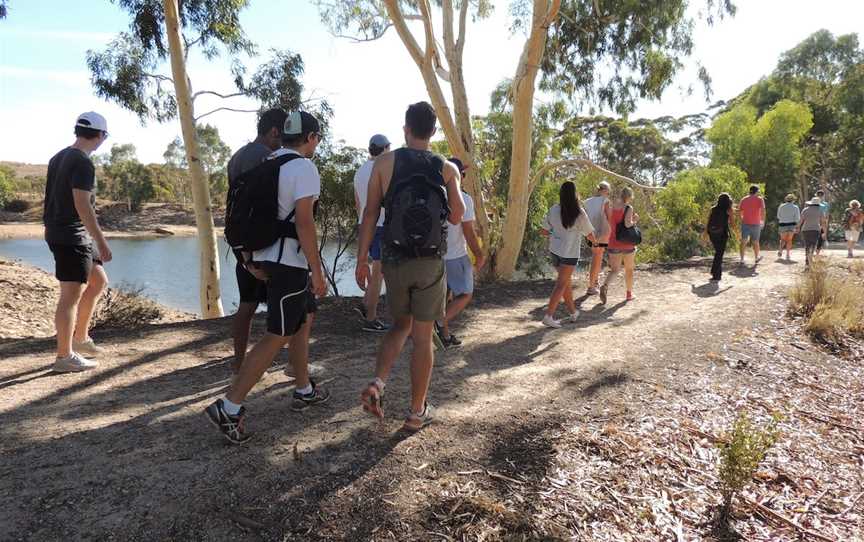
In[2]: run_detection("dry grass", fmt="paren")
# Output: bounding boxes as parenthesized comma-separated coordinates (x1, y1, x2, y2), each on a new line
(789, 258, 864, 351)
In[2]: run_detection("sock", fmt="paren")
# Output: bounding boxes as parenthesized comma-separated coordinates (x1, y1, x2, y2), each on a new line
(296, 384, 313, 396)
(221, 397, 242, 415)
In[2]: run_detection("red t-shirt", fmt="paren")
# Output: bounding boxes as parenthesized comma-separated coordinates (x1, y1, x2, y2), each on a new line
(608, 207, 635, 250)
(740, 195, 765, 226)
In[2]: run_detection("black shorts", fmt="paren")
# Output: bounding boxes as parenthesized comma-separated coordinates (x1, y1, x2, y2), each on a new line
(587, 240, 608, 249)
(48, 243, 101, 283)
(263, 263, 317, 337)
(235, 261, 267, 304)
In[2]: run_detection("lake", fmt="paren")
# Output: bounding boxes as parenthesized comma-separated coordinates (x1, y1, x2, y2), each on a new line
(0, 236, 362, 315)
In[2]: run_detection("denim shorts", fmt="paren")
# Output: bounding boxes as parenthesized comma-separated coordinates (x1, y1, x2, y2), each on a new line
(741, 224, 763, 242)
(369, 226, 384, 262)
(551, 253, 580, 267)
(445, 254, 474, 296)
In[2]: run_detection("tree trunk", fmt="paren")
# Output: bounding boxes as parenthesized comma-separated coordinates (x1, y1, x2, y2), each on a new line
(494, 0, 560, 279)
(163, 0, 223, 318)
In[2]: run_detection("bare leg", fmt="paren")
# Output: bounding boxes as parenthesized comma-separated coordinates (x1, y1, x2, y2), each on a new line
(227, 333, 291, 404)
(409, 320, 435, 414)
(588, 247, 604, 288)
(545, 265, 574, 317)
(604, 254, 622, 286)
(623, 252, 636, 293)
(373, 315, 413, 382)
(73, 265, 107, 342)
(739, 238, 747, 262)
(562, 272, 576, 314)
(442, 293, 472, 338)
(56, 282, 86, 358)
(231, 301, 258, 372)
(288, 313, 314, 389)
(364, 260, 384, 321)
(753, 240, 761, 261)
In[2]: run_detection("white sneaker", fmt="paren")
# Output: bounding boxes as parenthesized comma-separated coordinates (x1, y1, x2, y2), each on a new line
(542, 315, 562, 329)
(53, 353, 98, 373)
(73, 338, 104, 356)
(565, 310, 581, 323)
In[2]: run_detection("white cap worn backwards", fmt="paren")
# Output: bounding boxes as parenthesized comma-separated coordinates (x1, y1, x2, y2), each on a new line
(75, 111, 108, 134)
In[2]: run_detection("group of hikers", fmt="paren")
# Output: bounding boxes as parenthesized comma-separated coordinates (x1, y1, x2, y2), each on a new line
(41, 104, 861, 443)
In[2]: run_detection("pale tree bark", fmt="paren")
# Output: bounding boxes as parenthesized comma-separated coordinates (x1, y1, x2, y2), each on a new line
(163, 0, 224, 318)
(494, 0, 561, 279)
(382, 0, 490, 244)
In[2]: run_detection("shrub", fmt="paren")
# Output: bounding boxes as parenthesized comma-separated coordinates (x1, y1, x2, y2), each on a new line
(91, 287, 163, 330)
(717, 412, 780, 521)
(789, 259, 864, 344)
(4, 198, 31, 213)
(0, 164, 14, 208)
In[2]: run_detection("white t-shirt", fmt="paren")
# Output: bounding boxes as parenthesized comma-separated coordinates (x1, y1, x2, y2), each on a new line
(543, 204, 595, 259)
(583, 195, 610, 237)
(253, 148, 321, 269)
(353, 159, 385, 227)
(445, 192, 475, 260)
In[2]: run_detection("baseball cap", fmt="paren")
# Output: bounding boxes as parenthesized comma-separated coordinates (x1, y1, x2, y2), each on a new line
(283, 111, 321, 136)
(369, 134, 390, 148)
(75, 112, 108, 134)
(598, 181, 611, 191)
(448, 156, 467, 175)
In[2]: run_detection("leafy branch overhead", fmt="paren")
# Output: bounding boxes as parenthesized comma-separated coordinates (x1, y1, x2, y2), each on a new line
(87, 1, 317, 122)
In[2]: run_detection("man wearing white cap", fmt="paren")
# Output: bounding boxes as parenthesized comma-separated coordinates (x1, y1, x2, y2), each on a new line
(44, 112, 112, 372)
(353, 134, 391, 333)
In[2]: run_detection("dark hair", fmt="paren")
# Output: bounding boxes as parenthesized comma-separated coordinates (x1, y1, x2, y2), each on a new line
(257, 108, 288, 136)
(715, 192, 733, 212)
(559, 181, 581, 229)
(282, 132, 314, 147)
(749, 185, 759, 195)
(405, 101, 436, 140)
(816, 189, 825, 197)
(74, 126, 103, 140)
(369, 143, 388, 157)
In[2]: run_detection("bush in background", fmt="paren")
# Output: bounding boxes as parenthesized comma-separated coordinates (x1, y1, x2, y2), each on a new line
(789, 259, 864, 348)
(3, 198, 31, 213)
(91, 287, 163, 330)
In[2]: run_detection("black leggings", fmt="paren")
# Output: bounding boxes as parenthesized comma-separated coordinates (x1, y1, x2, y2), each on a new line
(710, 233, 728, 280)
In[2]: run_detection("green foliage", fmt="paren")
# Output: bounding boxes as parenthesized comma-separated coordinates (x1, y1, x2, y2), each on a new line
(315, 143, 366, 296)
(654, 166, 751, 261)
(541, 0, 736, 114)
(0, 164, 14, 208)
(163, 124, 232, 202)
(717, 412, 780, 516)
(707, 100, 812, 208)
(99, 144, 156, 212)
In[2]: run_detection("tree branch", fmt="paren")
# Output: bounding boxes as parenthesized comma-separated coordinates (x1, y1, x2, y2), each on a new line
(142, 72, 174, 84)
(528, 158, 664, 194)
(383, 0, 425, 65)
(191, 89, 246, 102)
(194, 106, 259, 122)
(456, 0, 469, 55)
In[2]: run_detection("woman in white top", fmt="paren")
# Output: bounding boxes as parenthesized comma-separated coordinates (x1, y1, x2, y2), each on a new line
(540, 181, 596, 328)
(776, 193, 801, 260)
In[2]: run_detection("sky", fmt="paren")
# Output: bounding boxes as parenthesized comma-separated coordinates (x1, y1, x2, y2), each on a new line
(1, 0, 863, 166)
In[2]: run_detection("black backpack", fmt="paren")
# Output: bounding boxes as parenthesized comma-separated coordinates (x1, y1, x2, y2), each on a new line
(383, 158, 450, 258)
(707, 206, 728, 236)
(224, 153, 303, 253)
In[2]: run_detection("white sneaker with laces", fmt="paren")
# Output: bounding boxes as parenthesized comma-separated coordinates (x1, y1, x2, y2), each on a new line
(542, 315, 562, 329)
(565, 310, 581, 323)
(53, 352, 98, 373)
(73, 337, 104, 356)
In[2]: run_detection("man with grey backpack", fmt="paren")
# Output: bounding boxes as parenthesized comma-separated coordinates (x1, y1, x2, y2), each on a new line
(355, 102, 465, 431)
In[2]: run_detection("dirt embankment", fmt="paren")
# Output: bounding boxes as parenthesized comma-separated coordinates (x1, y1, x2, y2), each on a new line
(1, 250, 861, 540)
(0, 201, 218, 240)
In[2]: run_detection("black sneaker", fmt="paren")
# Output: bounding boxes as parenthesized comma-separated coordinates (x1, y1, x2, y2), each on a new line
(354, 304, 367, 319)
(447, 334, 462, 347)
(362, 319, 389, 333)
(291, 380, 331, 412)
(204, 399, 250, 444)
(434, 322, 448, 349)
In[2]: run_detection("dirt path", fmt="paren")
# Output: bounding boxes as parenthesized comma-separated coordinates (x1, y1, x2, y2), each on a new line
(1, 249, 861, 541)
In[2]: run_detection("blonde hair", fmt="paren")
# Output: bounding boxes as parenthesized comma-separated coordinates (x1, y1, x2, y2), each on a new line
(851, 200, 861, 209)
(619, 186, 634, 203)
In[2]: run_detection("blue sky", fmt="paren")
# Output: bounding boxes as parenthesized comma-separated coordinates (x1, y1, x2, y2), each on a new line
(1, 0, 863, 165)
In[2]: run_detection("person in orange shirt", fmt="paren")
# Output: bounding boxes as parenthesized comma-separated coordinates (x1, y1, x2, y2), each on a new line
(738, 185, 766, 265)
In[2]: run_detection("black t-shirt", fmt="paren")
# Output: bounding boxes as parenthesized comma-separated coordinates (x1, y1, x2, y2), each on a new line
(43, 147, 96, 245)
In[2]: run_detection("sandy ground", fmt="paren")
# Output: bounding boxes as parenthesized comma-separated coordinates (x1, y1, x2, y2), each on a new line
(0, 249, 861, 541)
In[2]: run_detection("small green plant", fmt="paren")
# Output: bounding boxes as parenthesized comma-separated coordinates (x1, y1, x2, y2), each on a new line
(717, 412, 780, 522)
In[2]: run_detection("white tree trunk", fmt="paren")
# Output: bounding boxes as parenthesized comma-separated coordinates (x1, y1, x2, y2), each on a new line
(163, 0, 223, 318)
(495, 0, 561, 279)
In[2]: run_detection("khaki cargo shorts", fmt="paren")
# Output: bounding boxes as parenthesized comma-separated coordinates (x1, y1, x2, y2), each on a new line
(382, 257, 446, 322)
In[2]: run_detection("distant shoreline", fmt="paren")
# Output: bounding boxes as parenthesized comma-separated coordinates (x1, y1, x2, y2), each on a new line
(0, 222, 199, 240)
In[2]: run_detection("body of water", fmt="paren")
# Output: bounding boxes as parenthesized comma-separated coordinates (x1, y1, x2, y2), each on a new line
(0, 237, 362, 315)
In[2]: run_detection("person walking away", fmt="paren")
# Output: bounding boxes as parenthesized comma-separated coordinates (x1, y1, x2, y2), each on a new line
(777, 194, 801, 260)
(206, 111, 330, 444)
(44, 112, 112, 372)
(706, 193, 734, 282)
(798, 198, 825, 268)
(541, 181, 596, 328)
(436, 157, 485, 346)
(600, 187, 638, 304)
(227, 108, 288, 373)
(843, 200, 862, 258)
(583, 181, 612, 295)
(816, 189, 830, 255)
(355, 102, 465, 431)
(353, 134, 391, 332)
(738, 185, 766, 265)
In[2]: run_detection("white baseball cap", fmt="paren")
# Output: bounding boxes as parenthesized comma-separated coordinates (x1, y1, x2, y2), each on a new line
(75, 112, 108, 134)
